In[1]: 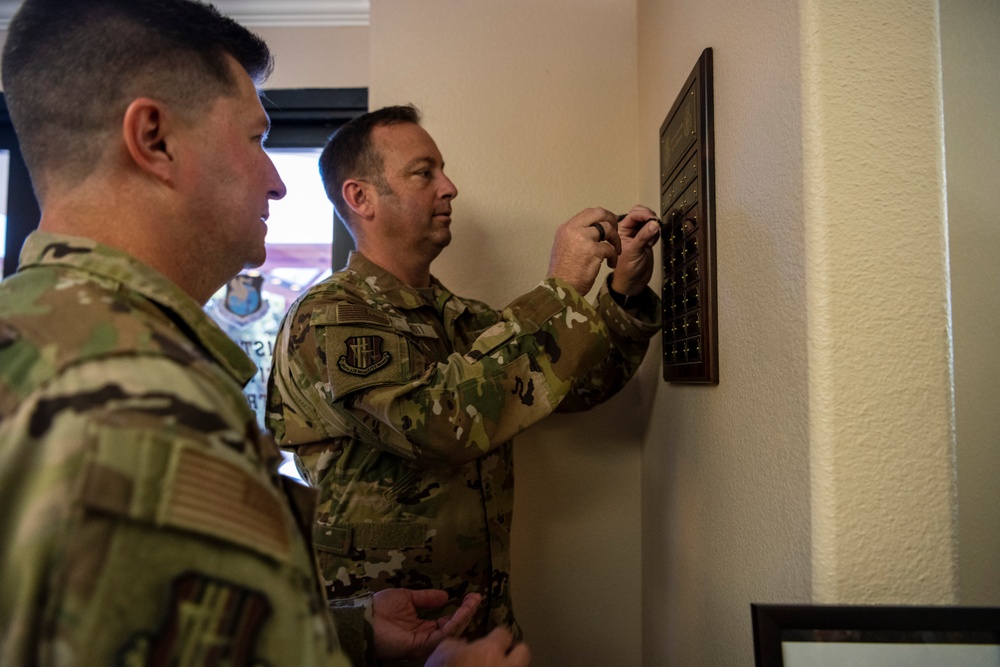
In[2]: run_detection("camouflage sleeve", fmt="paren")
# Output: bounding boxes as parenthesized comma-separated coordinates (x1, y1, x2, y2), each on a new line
(0, 356, 350, 667)
(557, 272, 662, 412)
(289, 277, 611, 465)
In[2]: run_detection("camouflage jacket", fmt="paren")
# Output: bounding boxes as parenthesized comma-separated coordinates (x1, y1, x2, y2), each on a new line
(267, 251, 660, 646)
(0, 232, 364, 667)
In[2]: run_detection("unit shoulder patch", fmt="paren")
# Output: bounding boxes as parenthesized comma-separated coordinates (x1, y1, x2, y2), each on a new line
(117, 572, 271, 667)
(317, 325, 411, 399)
(337, 335, 393, 377)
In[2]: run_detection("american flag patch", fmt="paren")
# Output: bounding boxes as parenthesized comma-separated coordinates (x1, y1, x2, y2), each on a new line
(334, 303, 391, 326)
(161, 447, 291, 563)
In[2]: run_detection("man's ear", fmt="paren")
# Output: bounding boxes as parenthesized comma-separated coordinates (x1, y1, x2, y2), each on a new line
(122, 97, 177, 183)
(342, 178, 375, 220)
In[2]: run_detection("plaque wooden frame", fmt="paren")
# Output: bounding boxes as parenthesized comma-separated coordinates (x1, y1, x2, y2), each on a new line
(659, 48, 718, 384)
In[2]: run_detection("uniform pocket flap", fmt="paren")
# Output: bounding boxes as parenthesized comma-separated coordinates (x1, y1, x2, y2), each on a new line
(314, 521, 426, 555)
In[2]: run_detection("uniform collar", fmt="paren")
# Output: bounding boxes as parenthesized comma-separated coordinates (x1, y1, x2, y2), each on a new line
(346, 251, 455, 312)
(17, 231, 258, 386)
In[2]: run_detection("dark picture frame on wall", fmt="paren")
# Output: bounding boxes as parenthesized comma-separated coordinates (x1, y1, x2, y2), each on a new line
(752, 603, 1000, 667)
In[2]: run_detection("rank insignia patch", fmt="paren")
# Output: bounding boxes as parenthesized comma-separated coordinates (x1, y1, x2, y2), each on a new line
(338, 335, 392, 376)
(117, 572, 270, 667)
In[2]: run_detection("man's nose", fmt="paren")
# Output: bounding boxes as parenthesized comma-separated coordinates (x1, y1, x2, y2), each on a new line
(268, 158, 287, 200)
(440, 174, 458, 200)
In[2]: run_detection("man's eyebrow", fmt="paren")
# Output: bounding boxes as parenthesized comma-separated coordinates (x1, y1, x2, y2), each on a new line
(404, 156, 439, 171)
(250, 112, 272, 143)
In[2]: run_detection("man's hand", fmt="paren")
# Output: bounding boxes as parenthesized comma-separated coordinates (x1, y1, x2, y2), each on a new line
(610, 204, 661, 297)
(425, 627, 531, 667)
(373, 589, 482, 661)
(547, 207, 622, 295)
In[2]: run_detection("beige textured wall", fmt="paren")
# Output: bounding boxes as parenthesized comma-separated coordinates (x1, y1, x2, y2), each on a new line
(942, 0, 1000, 604)
(640, 0, 959, 664)
(368, 2, 645, 666)
(802, 0, 956, 604)
(254, 25, 368, 89)
(637, 1, 812, 665)
(0, 26, 368, 91)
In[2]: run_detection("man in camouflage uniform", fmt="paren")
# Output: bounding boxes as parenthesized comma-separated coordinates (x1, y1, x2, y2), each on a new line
(266, 105, 662, 648)
(0, 3, 529, 666)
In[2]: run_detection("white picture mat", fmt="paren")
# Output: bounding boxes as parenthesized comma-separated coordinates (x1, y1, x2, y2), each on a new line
(783, 641, 1000, 667)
